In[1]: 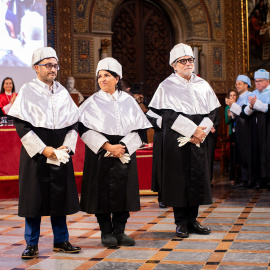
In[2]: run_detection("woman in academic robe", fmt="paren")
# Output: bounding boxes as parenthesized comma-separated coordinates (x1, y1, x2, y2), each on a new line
(79, 57, 152, 247)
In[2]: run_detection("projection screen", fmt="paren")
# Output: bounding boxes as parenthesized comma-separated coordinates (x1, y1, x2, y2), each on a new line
(0, 0, 47, 90)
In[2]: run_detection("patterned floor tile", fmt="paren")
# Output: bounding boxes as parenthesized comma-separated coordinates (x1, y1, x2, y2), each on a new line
(1, 170, 270, 269)
(222, 252, 270, 263)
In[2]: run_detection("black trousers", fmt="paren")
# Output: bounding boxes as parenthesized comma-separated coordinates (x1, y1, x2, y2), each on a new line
(95, 211, 130, 224)
(173, 206, 199, 225)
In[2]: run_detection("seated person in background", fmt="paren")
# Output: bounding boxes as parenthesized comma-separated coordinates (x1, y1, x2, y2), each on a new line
(0, 77, 17, 116)
(130, 84, 148, 114)
(66, 76, 84, 104)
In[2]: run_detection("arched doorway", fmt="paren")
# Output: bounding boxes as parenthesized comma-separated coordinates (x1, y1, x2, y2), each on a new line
(112, 0, 174, 103)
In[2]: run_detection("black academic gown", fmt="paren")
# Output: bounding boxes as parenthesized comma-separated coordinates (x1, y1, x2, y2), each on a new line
(79, 123, 141, 214)
(235, 111, 251, 166)
(242, 106, 270, 179)
(146, 115, 163, 193)
(150, 109, 214, 208)
(206, 107, 220, 181)
(14, 118, 80, 218)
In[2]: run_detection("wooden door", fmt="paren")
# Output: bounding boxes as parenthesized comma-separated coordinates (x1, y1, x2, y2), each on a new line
(112, 0, 174, 104)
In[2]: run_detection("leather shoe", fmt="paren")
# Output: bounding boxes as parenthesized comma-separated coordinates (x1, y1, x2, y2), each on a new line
(21, 245, 39, 259)
(187, 220, 211, 235)
(159, 202, 167, 208)
(53, 241, 81, 253)
(176, 224, 189, 238)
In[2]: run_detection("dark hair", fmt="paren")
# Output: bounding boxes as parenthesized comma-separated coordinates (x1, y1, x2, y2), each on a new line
(1, 77, 15, 94)
(96, 70, 122, 91)
(227, 89, 237, 99)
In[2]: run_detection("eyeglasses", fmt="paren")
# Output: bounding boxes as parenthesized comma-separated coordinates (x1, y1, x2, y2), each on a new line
(176, 58, 195, 65)
(38, 63, 60, 70)
(254, 79, 265, 83)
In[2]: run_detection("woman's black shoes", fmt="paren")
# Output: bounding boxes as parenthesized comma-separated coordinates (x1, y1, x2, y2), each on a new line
(101, 233, 118, 247)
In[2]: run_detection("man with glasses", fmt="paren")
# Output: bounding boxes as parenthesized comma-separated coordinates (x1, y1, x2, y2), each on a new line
(149, 43, 220, 238)
(242, 69, 270, 189)
(225, 75, 253, 189)
(8, 47, 81, 259)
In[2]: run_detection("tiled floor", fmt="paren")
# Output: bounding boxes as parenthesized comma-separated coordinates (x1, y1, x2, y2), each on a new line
(1, 171, 270, 269)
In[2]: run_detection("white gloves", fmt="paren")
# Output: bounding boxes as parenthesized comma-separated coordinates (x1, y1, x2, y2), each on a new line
(177, 137, 200, 148)
(119, 153, 131, 164)
(177, 117, 213, 148)
(46, 149, 70, 166)
(104, 151, 131, 164)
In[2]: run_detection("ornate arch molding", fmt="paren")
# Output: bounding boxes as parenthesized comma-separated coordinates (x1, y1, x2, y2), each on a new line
(91, 0, 212, 41)
(72, 0, 92, 33)
(203, 0, 225, 41)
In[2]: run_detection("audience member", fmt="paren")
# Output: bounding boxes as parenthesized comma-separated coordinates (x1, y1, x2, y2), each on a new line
(242, 69, 270, 189)
(0, 77, 17, 116)
(226, 75, 253, 188)
(225, 89, 238, 182)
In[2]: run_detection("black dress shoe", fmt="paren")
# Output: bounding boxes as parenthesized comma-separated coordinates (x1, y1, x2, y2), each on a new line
(53, 241, 81, 253)
(176, 224, 189, 238)
(187, 220, 211, 235)
(21, 245, 39, 259)
(159, 202, 167, 208)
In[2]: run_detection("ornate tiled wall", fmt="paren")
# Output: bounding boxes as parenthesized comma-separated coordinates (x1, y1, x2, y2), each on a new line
(48, 0, 247, 95)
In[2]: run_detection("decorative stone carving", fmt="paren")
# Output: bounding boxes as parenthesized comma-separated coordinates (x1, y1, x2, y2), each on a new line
(75, 78, 96, 95)
(73, 35, 94, 77)
(209, 44, 226, 81)
(204, 0, 225, 41)
(93, 15, 111, 31)
(52, 0, 246, 97)
(189, 6, 206, 22)
(193, 23, 208, 37)
(72, 0, 91, 33)
(92, 0, 117, 31)
(101, 39, 111, 54)
(46, 0, 56, 48)
(58, 2, 72, 83)
(74, 18, 88, 33)
(211, 81, 227, 92)
(181, 0, 200, 9)
(173, 0, 193, 36)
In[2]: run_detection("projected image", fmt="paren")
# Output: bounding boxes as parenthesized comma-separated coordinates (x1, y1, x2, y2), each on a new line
(0, 0, 44, 67)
